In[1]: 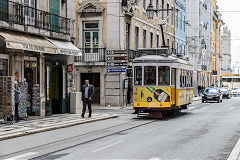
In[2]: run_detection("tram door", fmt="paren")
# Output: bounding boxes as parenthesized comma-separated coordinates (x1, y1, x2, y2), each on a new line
(171, 68, 176, 104)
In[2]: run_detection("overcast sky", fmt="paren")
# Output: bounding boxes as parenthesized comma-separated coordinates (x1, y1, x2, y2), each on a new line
(218, 0, 240, 60)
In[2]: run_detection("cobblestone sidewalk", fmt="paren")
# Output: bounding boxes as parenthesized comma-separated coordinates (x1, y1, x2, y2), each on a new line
(0, 113, 118, 141)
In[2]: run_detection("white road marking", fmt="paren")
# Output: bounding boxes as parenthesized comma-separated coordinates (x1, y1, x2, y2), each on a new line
(4, 152, 38, 160)
(91, 140, 124, 153)
(227, 138, 240, 160)
(149, 157, 162, 160)
(144, 127, 161, 134)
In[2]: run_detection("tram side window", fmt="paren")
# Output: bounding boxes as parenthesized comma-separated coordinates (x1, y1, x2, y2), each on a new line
(144, 66, 156, 85)
(171, 69, 176, 85)
(134, 66, 142, 85)
(158, 66, 170, 85)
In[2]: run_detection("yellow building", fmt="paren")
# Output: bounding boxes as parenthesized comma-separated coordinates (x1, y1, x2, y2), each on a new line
(211, 0, 224, 87)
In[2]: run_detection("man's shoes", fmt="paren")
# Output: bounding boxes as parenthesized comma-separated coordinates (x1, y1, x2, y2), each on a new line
(81, 115, 84, 118)
(88, 115, 91, 118)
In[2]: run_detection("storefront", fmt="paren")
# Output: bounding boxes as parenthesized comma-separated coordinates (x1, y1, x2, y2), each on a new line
(45, 39, 81, 116)
(0, 31, 56, 116)
(0, 31, 81, 117)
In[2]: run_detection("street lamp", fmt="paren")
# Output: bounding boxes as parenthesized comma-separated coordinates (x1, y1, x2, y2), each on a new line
(146, 3, 174, 47)
(146, 3, 155, 19)
(201, 39, 206, 49)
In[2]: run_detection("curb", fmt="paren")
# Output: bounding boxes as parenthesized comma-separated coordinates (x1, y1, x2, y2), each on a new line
(228, 137, 240, 160)
(0, 114, 118, 141)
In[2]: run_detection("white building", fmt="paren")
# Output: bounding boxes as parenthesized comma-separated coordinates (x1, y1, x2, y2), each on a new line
(220, 26, 232, 74)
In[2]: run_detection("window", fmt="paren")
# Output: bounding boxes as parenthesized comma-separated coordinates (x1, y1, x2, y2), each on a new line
(135, 0, 138, 6)
(126, 23, 130, 49)
(157, 35, 160, 48)
(156, 0, 159, 15)
(143, 29, 146, 48)
(150, 32, 153, 48)
(162, 0, 164, 20)
(183, 15, 186, 32)
(176, 9, 178, 29)
(144, 66, 156, 85)
(135, 27, 139, 50)
(134, 66, 142, 85)
(158, 66, 170, 85)
(0, 59, 8, 76)
(171, 7, 174, 25)
(180, 11, 182, 31)
(50, 0, 59, 32)
(143, 0, 146, 10)
(171, 68, 176, 85)
(167, 3, 169, 23)
(84, 22, 99, 53)
(167, 39, 170, 47)
(0, 0, 9, 21)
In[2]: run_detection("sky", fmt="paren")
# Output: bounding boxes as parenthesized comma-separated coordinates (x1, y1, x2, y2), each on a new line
(217, 0, 240, 60)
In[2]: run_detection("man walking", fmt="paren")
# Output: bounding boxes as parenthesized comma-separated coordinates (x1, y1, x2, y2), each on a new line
(81, 80, 94, 118)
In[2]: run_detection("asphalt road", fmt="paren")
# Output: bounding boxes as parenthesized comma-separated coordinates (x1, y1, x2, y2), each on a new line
(1, 97, 240, 160)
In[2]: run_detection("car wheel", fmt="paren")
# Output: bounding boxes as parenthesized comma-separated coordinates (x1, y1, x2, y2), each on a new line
(202, 100, 205, 103)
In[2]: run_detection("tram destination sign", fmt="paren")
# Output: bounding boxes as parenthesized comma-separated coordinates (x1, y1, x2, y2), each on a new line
(106, 50, 128, 67)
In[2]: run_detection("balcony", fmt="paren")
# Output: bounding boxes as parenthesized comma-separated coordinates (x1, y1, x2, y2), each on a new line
(75, 48, 105, 62)
(0, 1, 72, 35)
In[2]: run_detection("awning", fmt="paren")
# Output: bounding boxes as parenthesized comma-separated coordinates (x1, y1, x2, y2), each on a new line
(48, 39, 82, 56)
(0, 31, 56, 54)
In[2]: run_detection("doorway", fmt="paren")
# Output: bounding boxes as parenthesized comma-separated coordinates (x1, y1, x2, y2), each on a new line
(46, 65, 67, 115)
(81, 73, 100, 104)
(24, 61, 37, 115)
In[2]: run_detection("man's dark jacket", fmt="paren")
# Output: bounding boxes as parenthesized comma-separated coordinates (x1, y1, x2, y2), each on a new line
(82, 85, 94, 100)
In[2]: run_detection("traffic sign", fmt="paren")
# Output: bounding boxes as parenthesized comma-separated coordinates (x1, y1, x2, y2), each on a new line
(107, 68, 126, 73)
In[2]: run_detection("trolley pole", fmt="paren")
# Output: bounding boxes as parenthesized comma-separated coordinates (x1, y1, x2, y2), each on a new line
(120, 72, 123, 109)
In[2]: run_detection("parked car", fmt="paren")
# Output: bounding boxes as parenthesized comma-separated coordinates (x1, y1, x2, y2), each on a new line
(202, 87, 223, 103)
(220, 87, 231, 99)
(230, 88, 240, 97)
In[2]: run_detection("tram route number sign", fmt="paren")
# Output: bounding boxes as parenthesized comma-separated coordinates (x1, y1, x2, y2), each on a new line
(107, 68, 126, 73)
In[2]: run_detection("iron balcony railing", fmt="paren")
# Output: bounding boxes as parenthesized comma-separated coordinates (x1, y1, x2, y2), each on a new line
(75, 48, 106, 62)
(0, 1, 72, 35)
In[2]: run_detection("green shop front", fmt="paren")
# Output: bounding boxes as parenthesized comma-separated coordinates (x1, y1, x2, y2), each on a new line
(45, 39, 81, 116)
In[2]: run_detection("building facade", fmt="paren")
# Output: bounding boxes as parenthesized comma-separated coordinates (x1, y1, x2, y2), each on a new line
(0, 0, 80, 117)
(73, 0, 176, 106)
(220, 26, 232, 74)
(175, 0, 186, 57)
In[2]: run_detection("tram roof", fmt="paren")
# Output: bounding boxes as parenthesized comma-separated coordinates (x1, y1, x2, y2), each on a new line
(133, 55, 193, 66)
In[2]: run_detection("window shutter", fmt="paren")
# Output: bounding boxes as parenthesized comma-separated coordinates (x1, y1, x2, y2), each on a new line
(50, 0, 60, 32)
(0, 0, 9, 21)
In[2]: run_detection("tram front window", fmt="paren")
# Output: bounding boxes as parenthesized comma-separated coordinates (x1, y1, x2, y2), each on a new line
(144, 66, 156, 86)
(159, 66, 170, 85)
(134, 66, 142, 85)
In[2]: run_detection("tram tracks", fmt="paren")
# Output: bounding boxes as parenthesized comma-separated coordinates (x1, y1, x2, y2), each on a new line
(0, 119, 159, 160)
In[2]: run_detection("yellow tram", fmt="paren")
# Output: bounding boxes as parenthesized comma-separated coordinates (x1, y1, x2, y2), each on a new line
(132, 54, 194, 118)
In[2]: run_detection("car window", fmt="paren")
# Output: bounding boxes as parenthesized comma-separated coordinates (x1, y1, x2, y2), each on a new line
(220, 88, 228, 92)
(204, 88, 219, 93)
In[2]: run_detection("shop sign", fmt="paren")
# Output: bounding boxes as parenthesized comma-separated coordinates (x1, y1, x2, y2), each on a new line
(67, 64, 73, 72)
(22, 44, 45, 52)
(58, 49, 81, 56)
